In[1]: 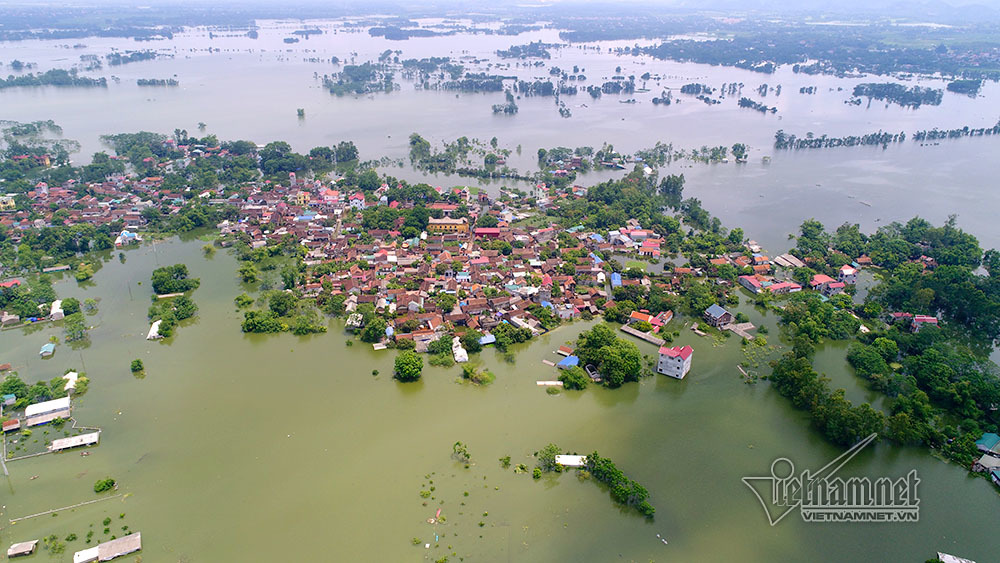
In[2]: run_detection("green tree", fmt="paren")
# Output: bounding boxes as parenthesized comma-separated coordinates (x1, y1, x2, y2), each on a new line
(64, 312, 87, 342)
(239, 263, 259, 283)
(536, 443, 562, 472)
(461, 330, 483, 353)
(558, 366, 589, 390)
(151, 264, 199, 295)
(61, 297, 81, 315)
(241, 310, 286, 333)
(360, 316, 387, 343)
(268, 291, 298, 317)
(599, 339, 642, 388)
(394, 350, 423, 382)
(75, 262, 95, 282)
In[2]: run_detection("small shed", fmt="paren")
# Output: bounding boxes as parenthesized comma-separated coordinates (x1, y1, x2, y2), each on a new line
(50, 299, 64, 321)
(7, 540, 38, 558)
(555, 455, 587, 467)
(937, 552, 977, 563)
(63, 371, 79, 392)
(2, 393, 15, 406)
(146, 320, 162, 340)
(2, 418, 21, 432)
(39, 342, 55, 357)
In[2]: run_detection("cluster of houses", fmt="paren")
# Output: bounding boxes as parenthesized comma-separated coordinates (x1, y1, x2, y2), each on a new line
(0, 284, 79, 331)
(736, 257, 860, 298)
(973, 433, 1000, 486)
(247, 184, 655, 348)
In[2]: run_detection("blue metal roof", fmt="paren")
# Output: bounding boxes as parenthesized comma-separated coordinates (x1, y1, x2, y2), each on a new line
(705, 304, 728, 318)
(611, 272, 622, 287)
(557, 355, 580, 368)
(479, 334, 497, 345)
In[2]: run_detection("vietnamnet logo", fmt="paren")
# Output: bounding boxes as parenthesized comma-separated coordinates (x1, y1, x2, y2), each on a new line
(742, 434, 920, 525)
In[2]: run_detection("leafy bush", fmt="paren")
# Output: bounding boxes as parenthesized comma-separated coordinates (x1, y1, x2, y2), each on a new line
(558, 366, 589, 390)
(94, 478, 116, 493)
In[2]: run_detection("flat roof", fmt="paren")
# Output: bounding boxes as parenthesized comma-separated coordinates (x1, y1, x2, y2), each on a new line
(96, 532, 141, 561)
(26, 408, 71, 427)
(73, 546, 99, 563)
(8, 540, 38, 556)
(24, 396, 71, 418)
(49, 431, 100, 452)
(555, 455, 587, 467)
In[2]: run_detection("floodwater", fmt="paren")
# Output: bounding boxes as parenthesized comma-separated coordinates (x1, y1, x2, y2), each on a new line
(0, 239, 996, 562)
(1, 18, 1000, 562)
(3, 19, 998, 251)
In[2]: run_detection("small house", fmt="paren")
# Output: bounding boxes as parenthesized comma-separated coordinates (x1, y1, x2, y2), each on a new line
(976, 433, 1000, 457)
(7, 540, 38, 558)
(810, 274, 835, 291)
(936, 552, 977, 563)
(146, 320, 163, 340)
(554, 455, 587, 467)
(913, 315, 939, 332)
(838, 265, 858, 284)
(1, 311, 19, 326)
(2, 393, 15, 406)
(2, 418, 20, 433)
(822, 281, 845, 297)
(50, 300, 64, 321)
(703, 304, 732, 328)
(738, 275, 763, 294)
(62, 371, 79, 393)
(972, 453, 1000, 473)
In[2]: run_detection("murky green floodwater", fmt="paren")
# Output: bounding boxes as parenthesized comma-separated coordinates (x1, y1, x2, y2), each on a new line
(0, 237, 997, 562)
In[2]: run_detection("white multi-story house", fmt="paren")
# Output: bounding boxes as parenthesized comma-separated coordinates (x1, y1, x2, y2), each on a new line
(657, 345, 693, 379)
(838, 265, 858, 284)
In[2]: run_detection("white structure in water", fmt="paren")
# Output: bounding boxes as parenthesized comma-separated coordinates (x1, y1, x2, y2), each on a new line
(657, 345, 694, 379)
(452, 336, 468, 363)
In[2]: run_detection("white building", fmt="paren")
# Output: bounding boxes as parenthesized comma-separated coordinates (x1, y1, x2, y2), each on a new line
(452, 336, 468, 363)
(50, 299, 64, 321)
(657, 345, 693, 379)
(838, 265, 858, 284)
(25, 396, 71, 426)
